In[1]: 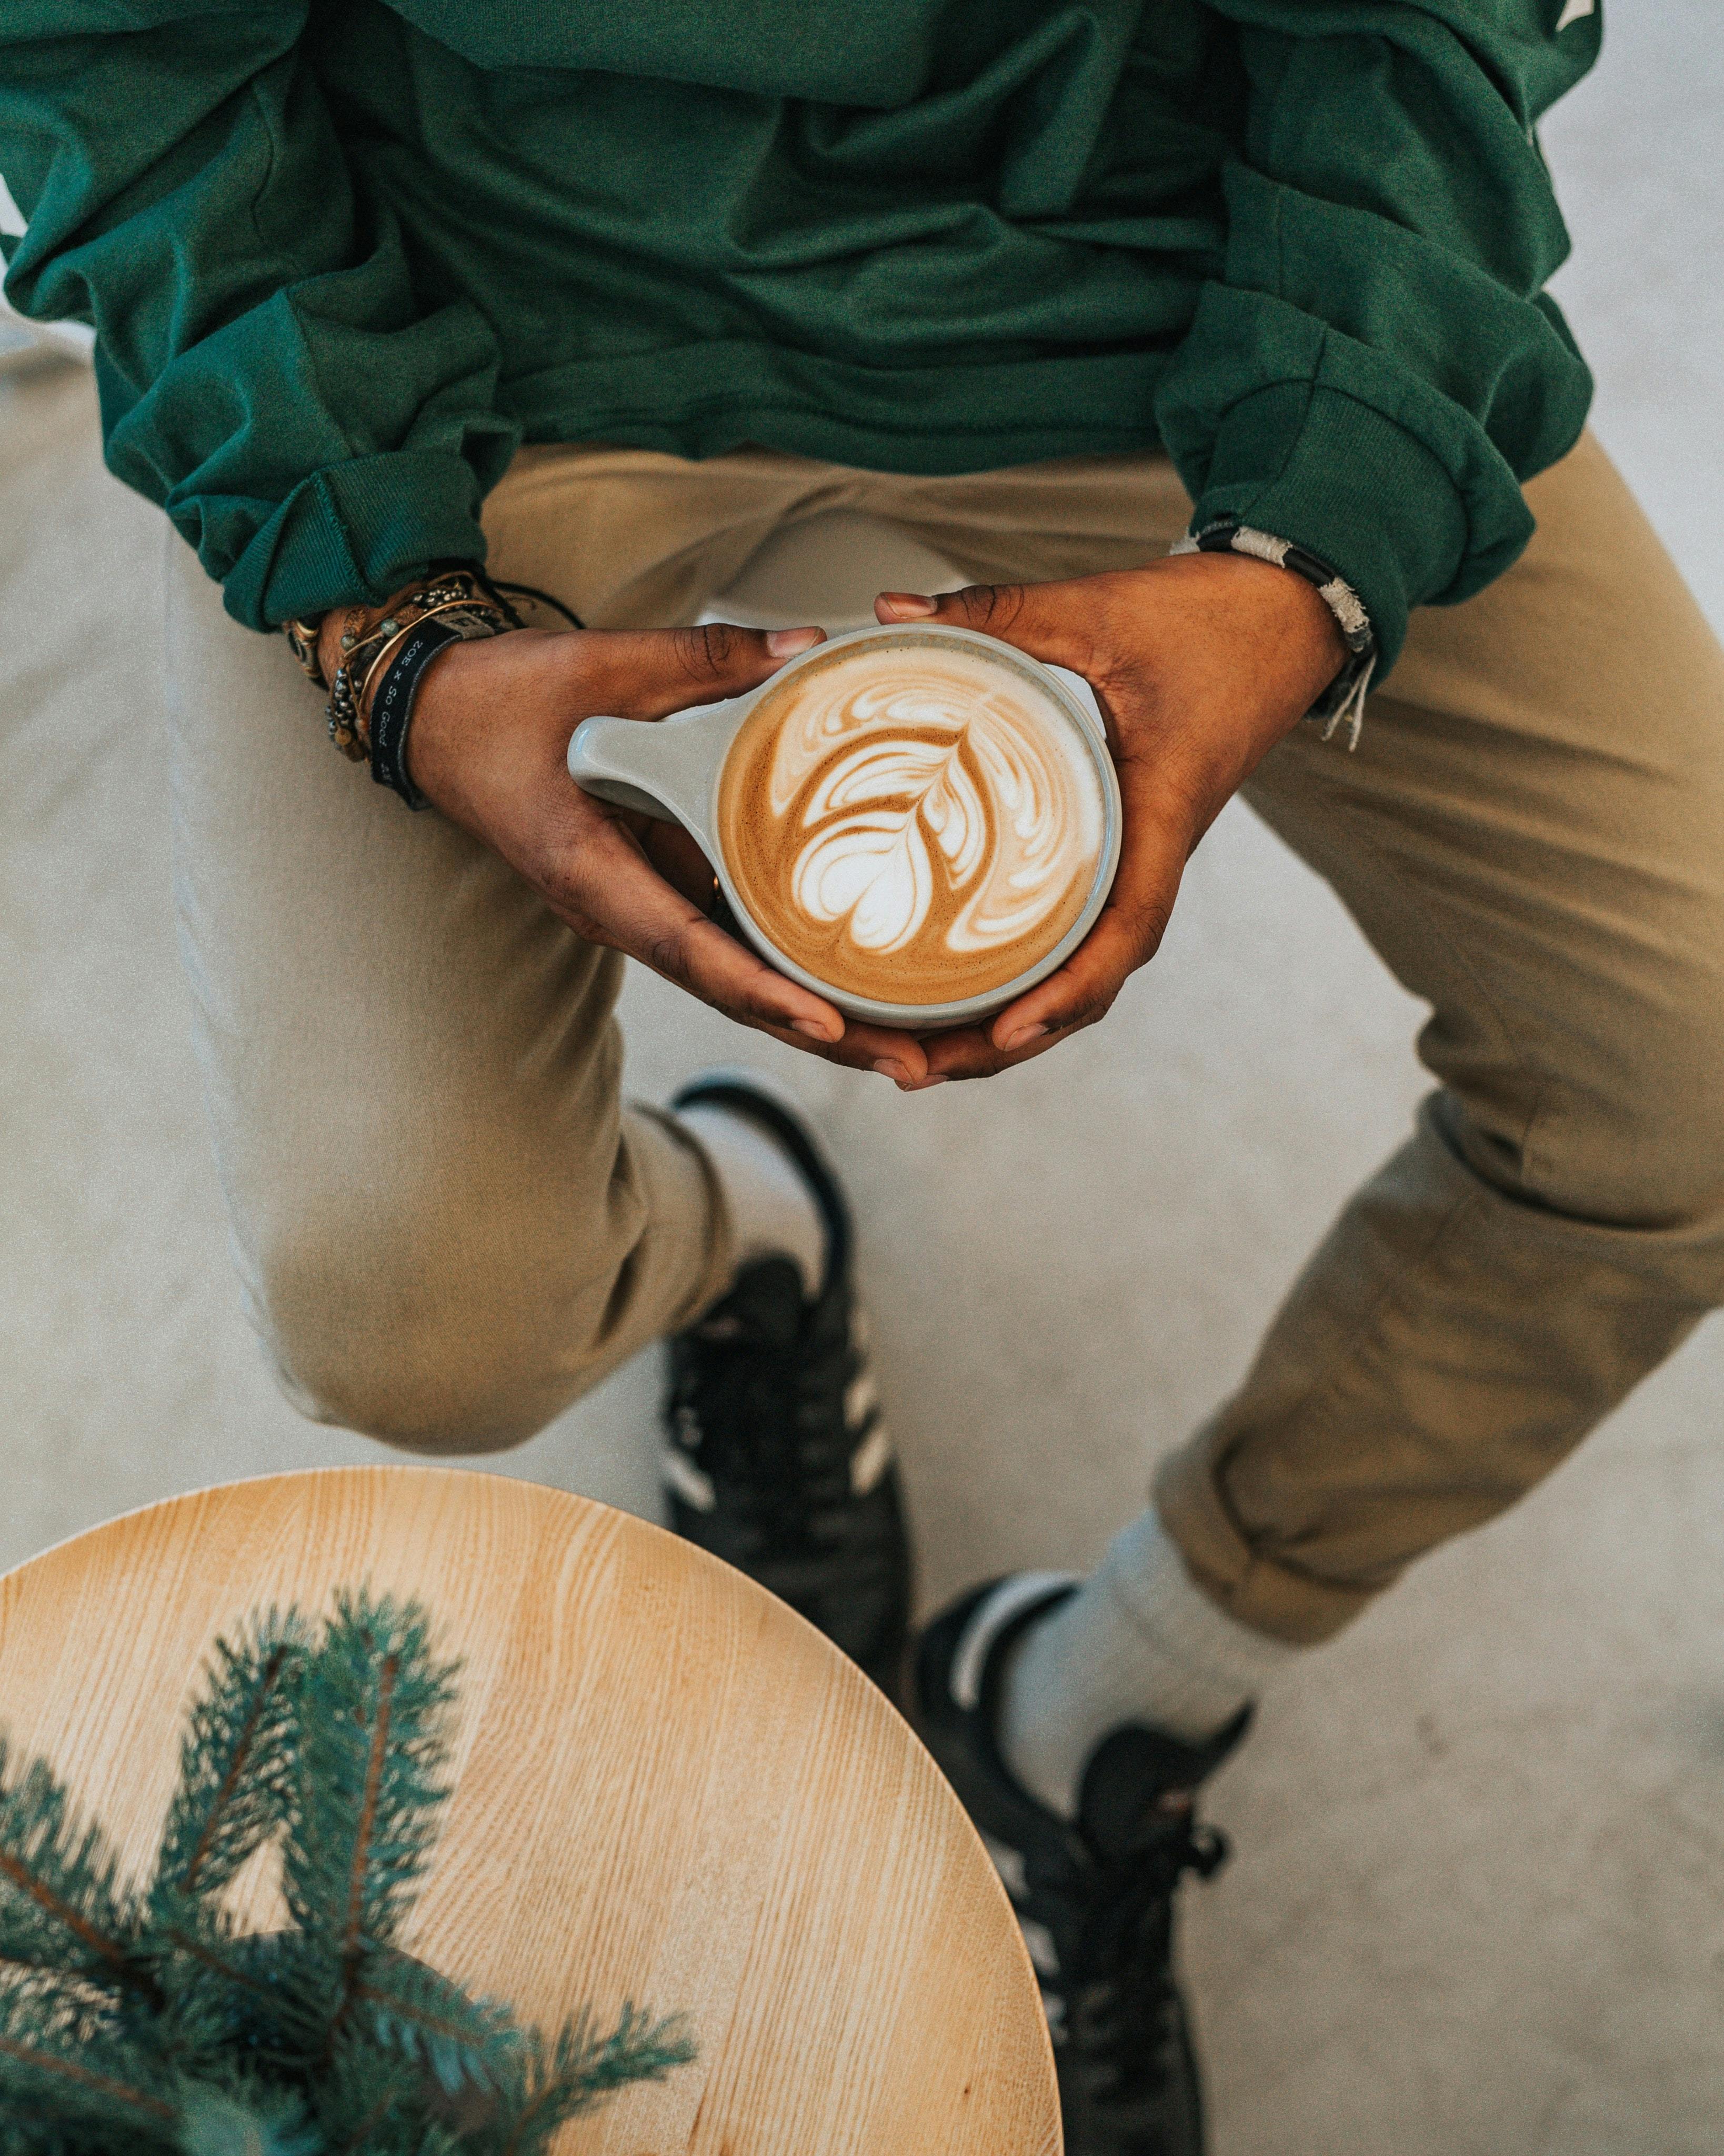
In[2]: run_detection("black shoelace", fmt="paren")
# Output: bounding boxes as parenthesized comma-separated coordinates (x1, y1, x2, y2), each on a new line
(1064, 1817, 1230, 2106)
(674, 1286, 855, 1551)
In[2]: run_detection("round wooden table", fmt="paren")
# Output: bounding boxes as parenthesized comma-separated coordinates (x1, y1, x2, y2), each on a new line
(0, 1465, 1059, 2153)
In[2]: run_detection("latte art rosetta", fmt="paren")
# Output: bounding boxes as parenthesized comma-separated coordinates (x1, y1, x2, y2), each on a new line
(719, 640, 1106, 1006)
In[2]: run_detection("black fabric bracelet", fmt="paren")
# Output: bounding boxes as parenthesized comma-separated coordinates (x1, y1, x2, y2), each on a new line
(368, 618, 463, 810)
(1169, 513, 1378, 748)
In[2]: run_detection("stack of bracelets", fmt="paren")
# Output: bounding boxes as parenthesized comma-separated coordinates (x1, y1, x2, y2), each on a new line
(282, 567, 579, 808)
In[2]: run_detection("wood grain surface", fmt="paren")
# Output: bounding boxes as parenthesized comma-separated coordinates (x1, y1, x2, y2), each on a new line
(0, 1465, 1059, 2154)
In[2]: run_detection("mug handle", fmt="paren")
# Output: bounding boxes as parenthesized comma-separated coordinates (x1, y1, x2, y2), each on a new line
(566, 699, 742, 852)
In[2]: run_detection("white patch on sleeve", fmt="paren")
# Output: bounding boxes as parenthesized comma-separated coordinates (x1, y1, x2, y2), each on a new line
(1555, 0, 1595, 29)
(0, 175, 25, 239)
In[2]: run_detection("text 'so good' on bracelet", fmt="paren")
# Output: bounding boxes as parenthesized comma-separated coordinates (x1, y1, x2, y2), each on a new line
(368, 619, 464, 810)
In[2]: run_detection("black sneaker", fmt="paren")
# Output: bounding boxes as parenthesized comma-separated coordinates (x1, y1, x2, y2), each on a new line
(910, 1574, 1249, 2156)
(662, 1072, 913, 1692)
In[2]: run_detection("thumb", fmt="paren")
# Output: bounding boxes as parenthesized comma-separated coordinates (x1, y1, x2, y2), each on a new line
(875, 581, 1097, 680)
(569, 621, 826, 721)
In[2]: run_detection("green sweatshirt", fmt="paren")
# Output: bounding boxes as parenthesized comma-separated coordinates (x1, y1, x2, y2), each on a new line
(0, 1, 1599, 671)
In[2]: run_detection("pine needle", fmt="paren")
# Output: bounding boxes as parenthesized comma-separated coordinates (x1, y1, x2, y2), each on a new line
(283, 1593, 458, 1980)
(0, 1748, 138, 1988)
(153, 1611, 308, 1904)
(351, 1950, 522, 2096)
(490, 2005, 697, 2156)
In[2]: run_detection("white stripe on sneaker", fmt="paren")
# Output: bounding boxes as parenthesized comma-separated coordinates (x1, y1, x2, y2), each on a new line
(661, 1448, 717, 1513)
(849, 1421, 894, 1495)
(951, 1571, 1080, 1712)
(1020, 1918, 1061, 1979)
(981, 1830, 1028, 1901)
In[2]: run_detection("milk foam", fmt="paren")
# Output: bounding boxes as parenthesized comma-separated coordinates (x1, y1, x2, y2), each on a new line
(719, 639, 1106, 1005)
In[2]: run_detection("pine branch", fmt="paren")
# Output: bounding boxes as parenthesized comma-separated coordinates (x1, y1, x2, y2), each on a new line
(313, 2038, 438, 2156)
(161, 1923, 277, 2008)
(0, 1974, 174, 2144)
(0, 2040, 172, 2122)
(489, 2005, 696, 2156)
(147, 1918, 287, 2075)
(350, 1949, 521, 2099)
(0, 1746, 142, 1992)
(0, 1586, 697, 2156)
(175, 2079, 323, 2156)
(156, 1927, 339, 2074)
(345, 1648, 395, 1969)
(283, 1595, 457, 1974)
(153, 1613, 307, 1905)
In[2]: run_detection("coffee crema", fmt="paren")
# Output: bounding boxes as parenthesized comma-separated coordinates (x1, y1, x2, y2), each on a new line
(717, 637, 1106, 1005)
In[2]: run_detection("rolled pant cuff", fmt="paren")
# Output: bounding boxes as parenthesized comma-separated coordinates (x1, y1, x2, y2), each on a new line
(621, 1100, 740, 1337)
(1152, 1441, 1376, 1647)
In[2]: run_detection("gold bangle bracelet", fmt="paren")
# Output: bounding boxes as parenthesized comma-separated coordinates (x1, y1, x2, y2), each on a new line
(353, 592, 510, 713)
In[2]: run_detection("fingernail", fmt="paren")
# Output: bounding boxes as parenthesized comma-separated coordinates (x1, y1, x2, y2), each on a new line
(1001, 1024, 1047, 1052)
(767, 626, 823, 656)
(793, 1017, 837, 1041)
(873, 1058, 912, 1084)
(878, 592, 938, 620)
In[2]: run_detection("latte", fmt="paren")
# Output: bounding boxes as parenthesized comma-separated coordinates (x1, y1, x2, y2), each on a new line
(717, 635, 1107, 1006)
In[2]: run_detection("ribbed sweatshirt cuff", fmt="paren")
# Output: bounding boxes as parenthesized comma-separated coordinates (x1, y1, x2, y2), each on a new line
(211, 448, 491, 631)
(1187, 384, 1470, 676)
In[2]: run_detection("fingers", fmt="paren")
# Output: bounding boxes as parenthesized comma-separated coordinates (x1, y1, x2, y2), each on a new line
(875, 580, 1098, 680)
(565, 620, 825, 721)
(913, 913, 1152, 1084)
(914, 784, 1186, 1082)
(554, 812, 841, 1033)
(550, 815, 933, 1081)
(988, 791, 1186, 1055)
(638, 816, 722, 912)
(917, 1021, 1063, 1083)
(757, 1016, 944, 1087)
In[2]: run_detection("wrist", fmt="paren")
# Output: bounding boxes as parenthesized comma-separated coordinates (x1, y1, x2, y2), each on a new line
(313, 577, 437, 698)
(1170, 515, 1375, 747)
(1239, 555, 1348, 696)
(1158, 551, 1346, 730)
(399, 632, 498, 808)
(287, 567, 522, 807)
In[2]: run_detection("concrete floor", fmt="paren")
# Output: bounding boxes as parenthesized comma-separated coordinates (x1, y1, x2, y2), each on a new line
(2, 5, 1721, 2148)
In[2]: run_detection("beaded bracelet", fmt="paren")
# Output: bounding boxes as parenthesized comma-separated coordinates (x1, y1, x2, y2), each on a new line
(337, 576, 523, 761)
(284, 573, 580, 742)
(283, 571, 585, 807)
(1170, 516, 1378, 749)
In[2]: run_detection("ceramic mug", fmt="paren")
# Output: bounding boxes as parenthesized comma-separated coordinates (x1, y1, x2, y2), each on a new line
(566, 623, 1123, 1030)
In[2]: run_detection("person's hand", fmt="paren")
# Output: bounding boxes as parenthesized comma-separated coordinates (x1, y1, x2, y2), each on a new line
(354, 615, 940, 1084)
(874, 552, 1347, 1083)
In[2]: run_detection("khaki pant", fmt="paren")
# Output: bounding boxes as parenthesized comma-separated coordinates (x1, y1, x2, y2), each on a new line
(164, 433, 1724, 1644)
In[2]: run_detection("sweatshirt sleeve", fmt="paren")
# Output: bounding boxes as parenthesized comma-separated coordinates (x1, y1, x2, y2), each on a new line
(0, 3, 519, 630)
(1152, 0, 1601, 673)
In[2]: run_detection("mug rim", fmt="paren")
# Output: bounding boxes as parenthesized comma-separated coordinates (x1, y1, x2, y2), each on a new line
(708, 622, 1123, 1031)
